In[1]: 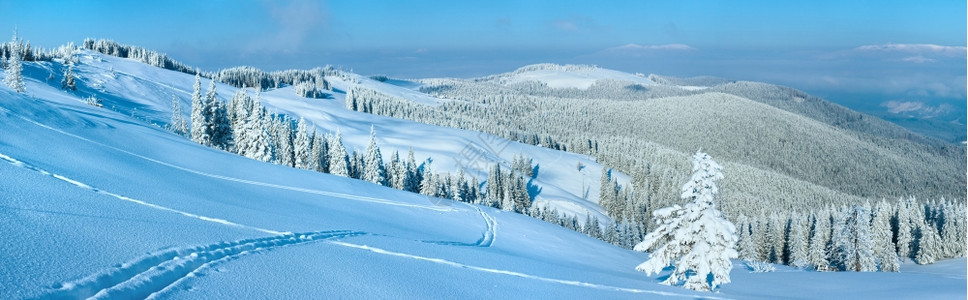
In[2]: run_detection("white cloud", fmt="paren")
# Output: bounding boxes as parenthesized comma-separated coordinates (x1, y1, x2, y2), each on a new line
(551, 16, 602, 33)
(881, 100, 955, 118)
(610, 43, 696, 51)
(855, 43, 966, 57)
(899, 55, 937, 63)
(246, 0, 328, 54)
(553, 20, 579, 32)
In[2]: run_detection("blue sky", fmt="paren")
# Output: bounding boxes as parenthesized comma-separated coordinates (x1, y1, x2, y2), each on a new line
(1, 0, 965, 122)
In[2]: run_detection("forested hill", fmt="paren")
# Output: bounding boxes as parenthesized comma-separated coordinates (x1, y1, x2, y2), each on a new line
(383, 64, 966, 215)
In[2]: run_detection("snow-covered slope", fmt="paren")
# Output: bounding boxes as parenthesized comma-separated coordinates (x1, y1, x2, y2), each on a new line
(61, 50, 625, 223)
(0, 54, 963, 299)
(495, 64, 656, 89)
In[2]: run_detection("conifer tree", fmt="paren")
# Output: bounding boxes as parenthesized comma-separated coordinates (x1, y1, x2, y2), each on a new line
(914, 221, 942, 265)
(310, 130, 328, 172)
(404, 148, 420, 193)
(895, 198, 915, 260)
(350, 149, 364, 179)
(293, 117, 312, 169)
(788, 214, 810, 268)
(807, 210, 832, 271)
(229, 87, 251, 153)
(243, 99, 273, 162)
(61, 61, 76, 91)
(4, 29, 25, 94)
(327, 129, 350, 177)
(388, 151, 404, 189)
(363, 126, 386, 185)
(189, 74, 209, 145)
(168, 94, 188, 136)
(765, 212, 786, 264)
(751, 214, 768, 262)
(833, 205, 876, 271)
(633, 151, 737, 292)
(274, 116, 295, 167)
(736, 214, 757, 261)
(207, 88, 233, 151)
(420, 169, 437, 196)
(486, 164, 504, 207)
(452, 168, 467, 202)
(872, 200, 899, 271)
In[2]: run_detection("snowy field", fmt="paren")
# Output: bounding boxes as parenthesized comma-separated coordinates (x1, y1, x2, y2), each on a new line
(0, 53, 964, 299)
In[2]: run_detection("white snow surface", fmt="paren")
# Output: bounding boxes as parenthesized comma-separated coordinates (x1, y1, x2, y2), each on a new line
(502, 66, 657, 89)
(0, 53, 963, 299)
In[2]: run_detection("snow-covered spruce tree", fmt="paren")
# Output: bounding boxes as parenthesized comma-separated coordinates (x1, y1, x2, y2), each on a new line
(229, 86, 252, 154)
(939, 201, 966, 257)
(765, 212, 786, 264)
(750, 214, 768, 262)
(788, 213, 810, 268)
(207, 85, 233, 151)
(327, 129, 350, 177)
(419, 169, 437, 196)
(833, 205, 876, 271)
(404, 148, 422, 193)
(274, 116, 295, 167)
(486, 164, 504, 207)
(452, 168, 468, 203)
(894, 198, 915, 260)
(807, 211, 832, 271)
(293, 117, 312, 170)
(242, 98, 273, 162)
(61, 61, 76, 91)
(4, 30, 26, 94)
(363, 126, 386, 185)
(350, 149, 364, 179)
(189, 74, 209, 146)
(872, 200, 899, 271)
(599, 168, 617, 216)
(501, 184, 516, 212)
(633, 151, 738, 292)
(736, 214, 757, 261)
(310, 130, 328, 172)
(914, 220, 942, 265)
(168, 94, 188, 137)
(387, 151, 404, 190)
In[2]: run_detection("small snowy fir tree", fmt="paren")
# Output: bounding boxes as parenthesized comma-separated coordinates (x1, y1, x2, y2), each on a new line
(293, 117, 312, 169)
(61, 61, 76, 91)
(4, 29, 26, 93)
(168, 94, 188, 136)
(362, 126, 386, 185)
(311, 131, 329, 173)
(633, 150, 738, 292)
(807, 211, 832, 271)
(833, 205, 876, 271)
(894, 198, 915, 259)
(189, 74, 209, 145)
(243, 97, 273, 162)
(328, 129, 350, 177)
(788, 214, 810, 268)
(914, 221, 942, 265)
(404, 148, 421, 193)
(872, 200, 899, 271)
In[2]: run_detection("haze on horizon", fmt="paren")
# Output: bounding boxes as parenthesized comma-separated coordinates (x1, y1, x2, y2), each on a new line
(2, 0, 965, 138)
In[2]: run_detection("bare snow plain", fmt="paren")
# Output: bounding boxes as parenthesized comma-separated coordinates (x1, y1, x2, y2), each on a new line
(0, 51, 963, 299)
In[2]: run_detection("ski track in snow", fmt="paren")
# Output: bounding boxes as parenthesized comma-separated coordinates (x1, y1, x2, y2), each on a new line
(0, 152, 284, 236)
(40, 230, 364, 300)
(328, 241, 726, 299)
(420, 205, 497, 247)
(12, 113, 455, 213)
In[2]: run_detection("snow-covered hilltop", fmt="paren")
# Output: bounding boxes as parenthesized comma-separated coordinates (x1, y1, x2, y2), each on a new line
(0, 37, 964, 299)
